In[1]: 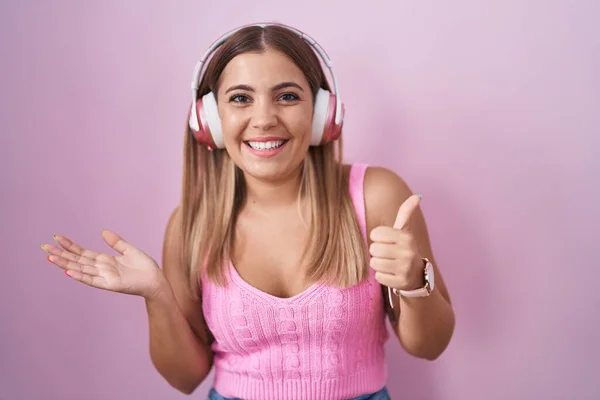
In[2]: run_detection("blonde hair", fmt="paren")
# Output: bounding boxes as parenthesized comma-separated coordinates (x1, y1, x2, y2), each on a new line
(176, 25, 369, 296)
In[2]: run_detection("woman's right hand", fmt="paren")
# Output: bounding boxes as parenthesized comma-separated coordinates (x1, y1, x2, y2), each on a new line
(42, 230, 166, 299)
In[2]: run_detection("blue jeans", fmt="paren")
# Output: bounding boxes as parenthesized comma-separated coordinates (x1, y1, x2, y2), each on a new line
(207, 386, 391, 400)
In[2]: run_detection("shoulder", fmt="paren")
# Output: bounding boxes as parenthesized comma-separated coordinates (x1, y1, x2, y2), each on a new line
(363, 165, 414, 229)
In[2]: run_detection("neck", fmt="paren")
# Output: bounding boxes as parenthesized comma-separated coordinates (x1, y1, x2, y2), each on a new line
(242, 166, 303, 211)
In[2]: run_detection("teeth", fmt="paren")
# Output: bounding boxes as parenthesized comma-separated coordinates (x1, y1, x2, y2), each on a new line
(247, 140, 285, 150)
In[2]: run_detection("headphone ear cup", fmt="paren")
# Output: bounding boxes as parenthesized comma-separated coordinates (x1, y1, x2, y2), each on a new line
(311, 89, 331, 146)
(311, 88, 342, 146)
(191, 92, 224, 149)
(323, 99, 343, 144)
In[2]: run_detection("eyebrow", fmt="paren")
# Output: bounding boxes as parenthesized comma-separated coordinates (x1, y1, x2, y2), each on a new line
(224, 81, 304, 94)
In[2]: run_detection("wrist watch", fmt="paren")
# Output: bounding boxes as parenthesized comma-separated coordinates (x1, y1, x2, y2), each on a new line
(393, 258, 435, 298)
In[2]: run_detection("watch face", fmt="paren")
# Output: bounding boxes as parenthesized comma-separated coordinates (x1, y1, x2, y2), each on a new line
(426, 262, 435, 290)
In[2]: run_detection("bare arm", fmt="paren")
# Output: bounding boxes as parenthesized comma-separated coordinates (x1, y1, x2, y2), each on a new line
(147, 207, 213, 394)
(364, 166, 455, 360)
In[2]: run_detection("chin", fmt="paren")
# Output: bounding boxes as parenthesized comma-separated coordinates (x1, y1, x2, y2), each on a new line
(235, 140, 305, 182)
(241, 160, 300, 183)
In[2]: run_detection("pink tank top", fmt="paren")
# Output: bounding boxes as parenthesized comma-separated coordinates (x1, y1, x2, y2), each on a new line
(201, 163, 389, 399)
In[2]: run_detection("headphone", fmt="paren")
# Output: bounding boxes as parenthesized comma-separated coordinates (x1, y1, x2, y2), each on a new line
(188, 22, 345, 150)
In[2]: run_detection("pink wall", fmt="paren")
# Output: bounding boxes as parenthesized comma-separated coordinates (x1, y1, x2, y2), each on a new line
(1, 0, 598, 399)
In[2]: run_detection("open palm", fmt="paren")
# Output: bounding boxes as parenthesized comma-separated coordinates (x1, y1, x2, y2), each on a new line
(42, 230, 164, 299)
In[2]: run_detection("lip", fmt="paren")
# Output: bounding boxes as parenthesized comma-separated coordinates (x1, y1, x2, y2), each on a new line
(243, 138, 289, 158)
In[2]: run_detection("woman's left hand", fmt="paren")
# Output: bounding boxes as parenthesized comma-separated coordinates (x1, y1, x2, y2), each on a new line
(368, 194, 425, 292)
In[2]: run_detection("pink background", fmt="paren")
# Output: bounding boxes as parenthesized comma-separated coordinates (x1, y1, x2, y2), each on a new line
(1, 0, 598, 399)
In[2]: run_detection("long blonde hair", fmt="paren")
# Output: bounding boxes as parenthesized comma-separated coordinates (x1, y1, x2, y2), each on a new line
(177, 25, 369, 297)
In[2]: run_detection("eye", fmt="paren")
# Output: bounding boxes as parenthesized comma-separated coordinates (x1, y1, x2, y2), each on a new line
(279, 92, 300, 102)
(229, 94, 250, 104)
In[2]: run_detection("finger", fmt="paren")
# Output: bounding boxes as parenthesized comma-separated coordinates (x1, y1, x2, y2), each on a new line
(41, 244, 96, 267)
(374, 271, 406, 290)
(393, 194, 422, 231)
(47, 255, 101, 277)
(52, 235, 100, 260)
(101, 230, 135, 255)
(369, 226, 407, 244)
(369, 257, 398, 274)
(369, 242, 404, 259)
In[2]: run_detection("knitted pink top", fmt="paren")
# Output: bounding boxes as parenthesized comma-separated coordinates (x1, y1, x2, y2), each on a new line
(201, 164, 389, 400)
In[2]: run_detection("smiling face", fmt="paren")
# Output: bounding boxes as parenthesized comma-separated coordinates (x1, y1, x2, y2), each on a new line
(215, 47, 314, 182)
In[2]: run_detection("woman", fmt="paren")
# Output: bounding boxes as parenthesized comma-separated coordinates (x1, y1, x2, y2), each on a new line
(41, 23, 455, 400)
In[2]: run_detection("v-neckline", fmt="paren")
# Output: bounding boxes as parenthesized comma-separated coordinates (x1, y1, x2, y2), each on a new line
(228, 261, 324, 304)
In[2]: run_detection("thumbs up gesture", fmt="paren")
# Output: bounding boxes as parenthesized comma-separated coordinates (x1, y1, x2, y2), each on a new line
(368, 194, 425, 292)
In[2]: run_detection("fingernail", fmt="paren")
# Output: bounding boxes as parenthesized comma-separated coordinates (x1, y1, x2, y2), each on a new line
(52, 235, 59, 242)
(47, 256, 53, 262)
(41, 244, 48, 253)
(64, 270, 71, 277)
(417, 194, 422, 199)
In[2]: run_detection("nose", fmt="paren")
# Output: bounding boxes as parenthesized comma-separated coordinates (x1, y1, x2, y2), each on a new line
(251, 100, 278, 131)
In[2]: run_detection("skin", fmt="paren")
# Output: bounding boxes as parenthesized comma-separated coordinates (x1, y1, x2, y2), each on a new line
(217, 49, 321, 297)
(365, 168, 455, 360)
(41, 47, 455, 394)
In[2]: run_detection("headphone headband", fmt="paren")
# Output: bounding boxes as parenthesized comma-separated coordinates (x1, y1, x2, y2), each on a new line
(189, 22, 343, 128)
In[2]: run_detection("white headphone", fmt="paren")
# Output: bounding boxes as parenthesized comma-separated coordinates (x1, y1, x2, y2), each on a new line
(188, 22, 345, 150)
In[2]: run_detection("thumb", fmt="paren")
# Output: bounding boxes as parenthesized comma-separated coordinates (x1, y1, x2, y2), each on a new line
(101, 229, 135, 255)
(393, 194, 422, 230)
